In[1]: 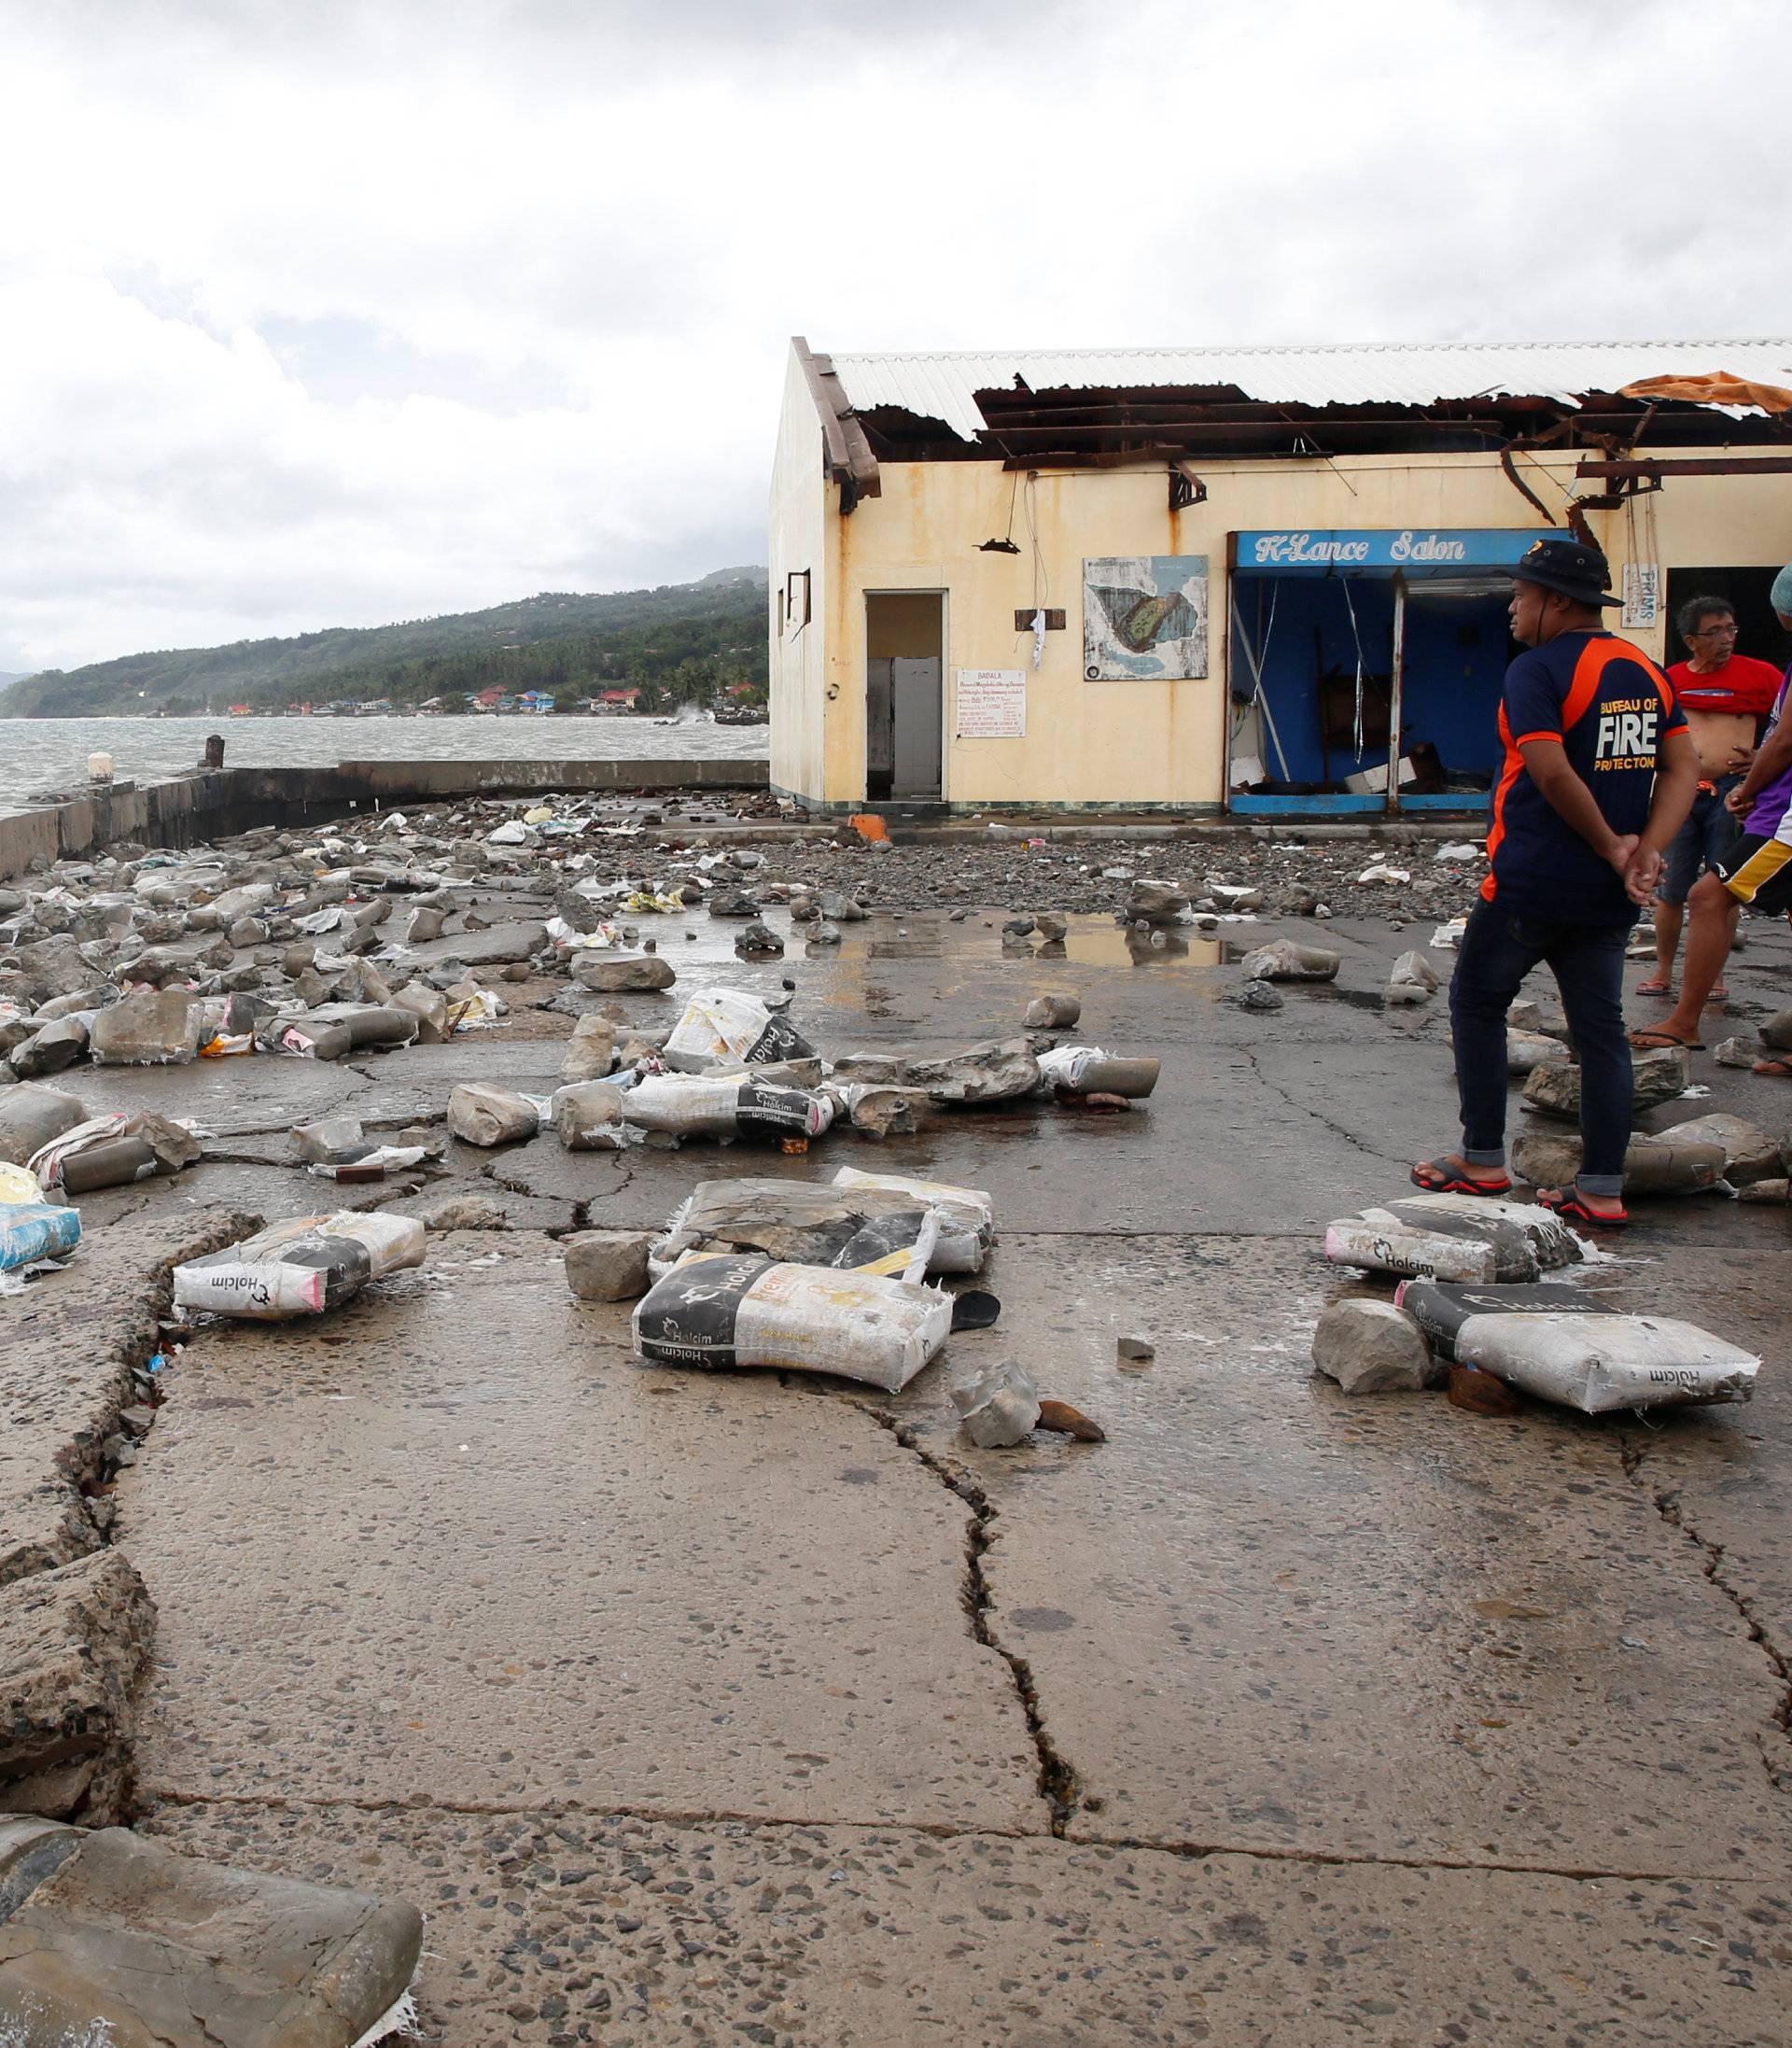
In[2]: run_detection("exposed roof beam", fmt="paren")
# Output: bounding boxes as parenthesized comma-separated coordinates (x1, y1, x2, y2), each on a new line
(792, 336, 881, 512)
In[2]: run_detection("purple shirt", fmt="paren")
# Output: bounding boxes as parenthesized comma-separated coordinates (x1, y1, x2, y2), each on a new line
(1744, 669, 1792, 839)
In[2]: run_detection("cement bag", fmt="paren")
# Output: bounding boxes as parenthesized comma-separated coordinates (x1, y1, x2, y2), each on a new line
(664, 989, 816, 1072)
(1395, 1279, 1758, 1412)
(651, 1177, 948, 1283)
(27, 1112, 201, 1195)
(1323, 1193, 1580, 1284)
(632, 1253, 951, 1391)
(831, 1166, 994, 1273)
(174, 1213, 426, 1319)
(623, 1073, 833, 1143)
(0, 1198, 81, 1274)
(1035, 1046, 1160, 1098)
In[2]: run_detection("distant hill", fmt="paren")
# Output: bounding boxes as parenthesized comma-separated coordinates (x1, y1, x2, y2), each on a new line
(0, 573, 769, 717)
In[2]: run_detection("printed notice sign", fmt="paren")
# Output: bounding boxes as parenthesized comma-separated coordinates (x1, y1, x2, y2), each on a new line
(1621, 562, 1661, 629)
(956, 667, 1026, 739)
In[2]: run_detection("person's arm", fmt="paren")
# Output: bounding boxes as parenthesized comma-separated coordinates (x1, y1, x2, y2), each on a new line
(1620, 727, 1700, 905)
(1728, 707, 1792, 814)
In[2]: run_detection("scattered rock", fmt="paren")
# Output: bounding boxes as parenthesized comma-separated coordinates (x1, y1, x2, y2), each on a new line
(1653, 1111, 1783, 1185)
(446, 1084, 542, 1147)
(1713, 1036, 1757, 1069)
(1521, 1044, 1688, 1121)
(564, 1228, 654, 1301)
(1024, 991, 1082, 1030)
(1311, 1298, 1438, 1393)
(1386, 949, 1438, 1005)
(1234, 979, 1283, 1012)
(0, 1083, 89, 1165)
(1238, 939, 1340, 982)
(569, 951, 678, 992)
(1116, 1335, 1155, 1366)
(950, 1359, 1042, 1447)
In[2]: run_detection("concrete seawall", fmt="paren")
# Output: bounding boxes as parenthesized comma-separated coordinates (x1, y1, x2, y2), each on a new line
(0, 755, 769, 880)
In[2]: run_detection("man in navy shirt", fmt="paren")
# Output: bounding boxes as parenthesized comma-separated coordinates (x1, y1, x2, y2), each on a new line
(1412, 538, 1698, 1227)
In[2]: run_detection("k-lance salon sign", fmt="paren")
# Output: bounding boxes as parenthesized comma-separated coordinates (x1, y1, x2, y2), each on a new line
(1238, 529, 1551, 569)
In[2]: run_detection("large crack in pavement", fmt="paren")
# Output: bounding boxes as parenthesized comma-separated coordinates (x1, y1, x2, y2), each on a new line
(808, 1391, 1084, 1837)
(1619, 1439, 1792, 1794)
(1233, 1042, 1409, 1166)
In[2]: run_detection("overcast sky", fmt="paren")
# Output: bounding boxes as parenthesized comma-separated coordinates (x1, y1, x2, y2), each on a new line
(1, 0, 1783, 675)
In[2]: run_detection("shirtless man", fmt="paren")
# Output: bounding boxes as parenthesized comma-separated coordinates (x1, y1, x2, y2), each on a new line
(1637, 595, 1782, 999)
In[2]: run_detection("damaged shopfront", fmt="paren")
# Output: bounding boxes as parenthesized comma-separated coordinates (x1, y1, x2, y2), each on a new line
(1225, 526, 1553, 818)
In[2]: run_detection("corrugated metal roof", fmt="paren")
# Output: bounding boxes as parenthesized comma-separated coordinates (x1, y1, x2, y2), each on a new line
(825, 342, 1792, 442)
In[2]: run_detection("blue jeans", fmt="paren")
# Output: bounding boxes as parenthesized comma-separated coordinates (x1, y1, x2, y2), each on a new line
(1449, 901, 1634, 1199)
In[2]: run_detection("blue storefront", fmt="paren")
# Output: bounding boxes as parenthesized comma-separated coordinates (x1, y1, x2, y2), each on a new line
(1225, 528, 1554, 816)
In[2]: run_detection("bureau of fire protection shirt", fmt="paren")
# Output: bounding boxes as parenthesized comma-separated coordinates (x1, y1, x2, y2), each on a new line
(1482, 629, 1686, 924)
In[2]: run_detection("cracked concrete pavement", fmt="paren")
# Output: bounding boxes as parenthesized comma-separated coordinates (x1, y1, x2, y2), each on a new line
(39, 899, 1792, 2041)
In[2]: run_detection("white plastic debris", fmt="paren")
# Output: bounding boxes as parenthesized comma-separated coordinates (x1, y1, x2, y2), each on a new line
(664, 989, 815, 1071)
(830, 1167, 994, 1273)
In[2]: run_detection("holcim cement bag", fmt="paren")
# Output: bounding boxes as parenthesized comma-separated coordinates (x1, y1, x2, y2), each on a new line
(664, 989, 816, 1073)
(650, 1178, 943, 1284)
(1324, 1192, 1581, 1284)
(1395, 1278, 1760, 1413)
(623, 1073, 834, 1143)
(1034, 1046, 1161, 1098)
(173, 1213, 426, 1320)
(830, 1167, 994, 1274)
(632, 1252, 951, 1391)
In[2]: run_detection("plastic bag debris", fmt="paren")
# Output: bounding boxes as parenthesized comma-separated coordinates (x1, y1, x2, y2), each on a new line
(632, 1253, 951, 1391)
(1324, 1192, 1582, 1284)
(664, 989, 816, 1072)
(1395, 1279, 1761, 1412)
(173, 1213, 426, 1319)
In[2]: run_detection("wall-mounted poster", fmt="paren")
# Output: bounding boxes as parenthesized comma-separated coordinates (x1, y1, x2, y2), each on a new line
(1084, 556, 1209, 680)
(955, 667, 1026, 739)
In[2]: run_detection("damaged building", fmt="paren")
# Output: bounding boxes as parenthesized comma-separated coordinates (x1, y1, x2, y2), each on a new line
(767, 339, 1792, 819)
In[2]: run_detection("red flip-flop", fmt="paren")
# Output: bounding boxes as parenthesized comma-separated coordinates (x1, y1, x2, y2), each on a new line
(1410, 1157, 1513, 1198)
(1536, 1187, 1629, 1228)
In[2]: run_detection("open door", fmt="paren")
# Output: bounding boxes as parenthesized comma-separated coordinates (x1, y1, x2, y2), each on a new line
(865, 593, 944, 800)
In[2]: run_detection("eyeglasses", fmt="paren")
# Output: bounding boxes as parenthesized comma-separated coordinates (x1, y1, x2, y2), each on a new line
(1688, 624, 1738, 638)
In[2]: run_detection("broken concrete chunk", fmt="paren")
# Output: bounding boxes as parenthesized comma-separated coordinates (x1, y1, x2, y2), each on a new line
(814, 891, 867, 922)
(0, 1551, 155, 1827)
(1233, 979, 1282, 1011)
(1521, 1044, 1688, 1121)
(1512, 1129, 1726, 1196)
(0, 1817, 423, 2048)
(845, 1085, 930, 1138)
(555, 1080, 630, 1150)
(1126, 881, 1190, 923)
(564, 1227, 654, 1301)
(1025, 990, 1082, 1030)
(389, 979, 451, 1044)
(7, 1016, 91, 1079)
(1386, 949, 1438, 1005)
(1505, 1029, 1561, 1076)
(0, 1084, 89, 1166)
(836, 1037, 1042, 1104)
(1116, 1335, 1155, 1366)
(560, 1014, 618, 1083)
(88, 986, 199, 1065)
(447, 1084, 543, 1147)
(569, 950, 678, 992)
(1713, 1036, 1757, 1069)
(1651, 1112, 1782, 1185)
(1311, 1298, 1438, 1393)
(1758, 1007, 1792, 1052)
(1238, 939, 1340, 982)
(950, 1359, 1042, 1447)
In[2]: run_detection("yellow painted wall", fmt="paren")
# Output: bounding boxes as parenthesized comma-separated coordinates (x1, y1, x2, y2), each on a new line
(768, 362, 1792, 808)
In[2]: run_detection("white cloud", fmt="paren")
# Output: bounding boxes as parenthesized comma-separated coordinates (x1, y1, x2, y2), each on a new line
(0, 0, 1784, 671)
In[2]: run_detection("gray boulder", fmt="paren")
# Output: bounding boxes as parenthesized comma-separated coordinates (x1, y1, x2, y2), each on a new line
(1239, 939, 1340, 982)
(564, 1228, 654, 1301)
(0, 1083, 89, 1166)
(950, 1359, 1042, 1447)
(1521, 1044, 1688, 1121)
(1311, 1298, 1438, 1393)
(569, 951, 678, 992)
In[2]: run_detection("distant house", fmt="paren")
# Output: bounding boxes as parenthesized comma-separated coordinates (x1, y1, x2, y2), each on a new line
(598, 687, 642, 711)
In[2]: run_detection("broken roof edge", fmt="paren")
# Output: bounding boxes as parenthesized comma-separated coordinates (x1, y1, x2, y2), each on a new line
(818, 340, 1792, 443)
(791, 336, 880, 508)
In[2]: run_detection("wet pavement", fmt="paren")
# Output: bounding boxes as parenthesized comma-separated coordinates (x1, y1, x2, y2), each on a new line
(83, 904, 1792, 2043)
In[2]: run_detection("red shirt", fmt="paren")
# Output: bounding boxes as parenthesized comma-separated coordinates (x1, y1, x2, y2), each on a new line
(1667, 654, 1784, 718)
